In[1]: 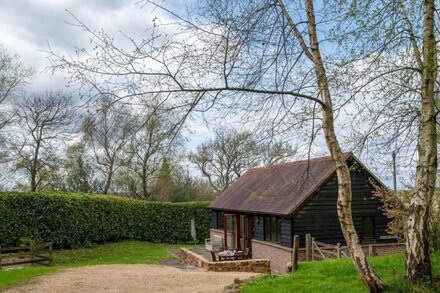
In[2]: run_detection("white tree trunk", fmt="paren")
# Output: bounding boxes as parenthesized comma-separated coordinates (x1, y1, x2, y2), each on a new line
(406, 0, 437, 283)
(304, 0, 384, 291)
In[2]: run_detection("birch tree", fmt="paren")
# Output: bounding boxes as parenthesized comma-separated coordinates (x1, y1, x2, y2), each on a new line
(328, 0, 438, 283)
(49, 1, 385, 290)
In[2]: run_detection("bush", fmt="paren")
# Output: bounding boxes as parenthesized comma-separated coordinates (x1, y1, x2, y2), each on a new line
(0, 192, 211, 248)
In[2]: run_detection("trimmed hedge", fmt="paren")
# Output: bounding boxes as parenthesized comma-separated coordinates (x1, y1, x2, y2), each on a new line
(0, 192, 211, 248)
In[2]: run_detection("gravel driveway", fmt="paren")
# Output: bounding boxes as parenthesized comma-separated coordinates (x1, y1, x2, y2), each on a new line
(4, 264, 258, 293)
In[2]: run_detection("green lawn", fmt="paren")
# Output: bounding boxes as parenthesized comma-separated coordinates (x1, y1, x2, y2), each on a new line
(0, 240, 197, 291)
(242, 252, 440, 293)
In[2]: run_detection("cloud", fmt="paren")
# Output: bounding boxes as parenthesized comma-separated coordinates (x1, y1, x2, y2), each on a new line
(0, 0, 167, 92)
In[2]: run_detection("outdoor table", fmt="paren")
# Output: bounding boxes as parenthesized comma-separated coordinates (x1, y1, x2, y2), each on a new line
(218, 250, 244, 261)
(233, 251, 245, 260)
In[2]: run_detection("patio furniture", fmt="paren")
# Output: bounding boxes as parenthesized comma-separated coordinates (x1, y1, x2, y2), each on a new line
(243, 247, 250, 259)
(205, 235, 222, 252)
(233, 251, 245, 260)
(210, 251, 217, 262)
(218, 250, 245, 261)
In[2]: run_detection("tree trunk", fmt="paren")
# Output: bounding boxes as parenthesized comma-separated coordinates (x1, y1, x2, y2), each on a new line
(305, 0, 384, 291)
(103, 161, 113, 194)
(142, 157, 149, 199)
(30, 140, 41, 192)
(406, 0, 437, 283)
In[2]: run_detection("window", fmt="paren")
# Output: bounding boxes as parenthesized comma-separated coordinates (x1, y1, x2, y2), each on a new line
(362, 217, 374, 239)
(227, 216, 235, 233)
(217, 212, 224, 229)
(264, 217, 281, 243)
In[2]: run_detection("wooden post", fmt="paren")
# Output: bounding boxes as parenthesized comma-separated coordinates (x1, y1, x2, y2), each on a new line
(368, 245, 376, 256)
(336, 242, 341, 258)
(292, 235, 300, 272)
(29, 241, 35, 266)
(392, 151, 397, 193)
(224, 214, 228, 249)
(48, 243, 53, 265)
(0, 245, 2, 270)
(311, 237, 315, 261)
(236, 215, 241, 251)
(305, 234, 312, 261)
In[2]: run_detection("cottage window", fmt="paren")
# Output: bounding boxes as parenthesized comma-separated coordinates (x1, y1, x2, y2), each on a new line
(264, 217, 281, 243)
(217, 212, 224, 229)
(362, 217, 374, 239)
(227, 216, 235, 232)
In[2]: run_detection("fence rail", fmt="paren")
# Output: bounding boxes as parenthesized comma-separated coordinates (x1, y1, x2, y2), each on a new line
(312, 238, 348, 260)
(291, 234, 349, 273)
(0, 241, 53, 269)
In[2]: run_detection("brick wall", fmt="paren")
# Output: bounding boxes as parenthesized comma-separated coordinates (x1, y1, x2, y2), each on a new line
(252, 239, 293, 274)
(369, 242, 405, 256)
(179, 248, 270, 274)
(252, 239, 405, 275)
(341, 242, 405, 257)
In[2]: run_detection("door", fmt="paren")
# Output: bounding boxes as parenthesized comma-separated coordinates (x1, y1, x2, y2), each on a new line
(243, 216, 254, 252)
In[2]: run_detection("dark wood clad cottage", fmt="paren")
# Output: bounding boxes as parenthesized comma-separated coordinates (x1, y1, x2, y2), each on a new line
(209, 153, 394, 253)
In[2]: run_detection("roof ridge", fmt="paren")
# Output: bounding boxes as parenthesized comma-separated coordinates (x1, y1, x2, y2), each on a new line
(248, 152, 352, 172)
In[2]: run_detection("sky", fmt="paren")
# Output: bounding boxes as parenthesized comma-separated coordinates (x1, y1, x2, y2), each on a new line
(0, 0, 164, 91)
(0, 0, 214, 144)
(0, 0, 410, 189)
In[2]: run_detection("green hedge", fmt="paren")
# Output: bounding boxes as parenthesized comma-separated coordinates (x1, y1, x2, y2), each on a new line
(0, 192, 211, 248)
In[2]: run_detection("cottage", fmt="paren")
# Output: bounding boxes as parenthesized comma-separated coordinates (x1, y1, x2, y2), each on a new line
(209, 153, 400, 272)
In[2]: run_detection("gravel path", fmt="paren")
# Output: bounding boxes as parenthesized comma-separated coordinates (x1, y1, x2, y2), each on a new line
(4, 264, 258, 293)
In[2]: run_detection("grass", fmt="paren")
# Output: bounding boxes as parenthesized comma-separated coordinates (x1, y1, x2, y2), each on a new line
(0, 240, 198, 291)
(242, 252, 440, 293)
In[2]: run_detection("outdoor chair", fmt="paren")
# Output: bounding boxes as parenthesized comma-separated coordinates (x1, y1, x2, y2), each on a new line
(244, 248, 250, 259)
(210, 251, 217, 262)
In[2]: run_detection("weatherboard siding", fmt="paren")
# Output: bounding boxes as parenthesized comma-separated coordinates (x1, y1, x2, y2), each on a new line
(292, 169, 390, 247)
(280, 218, 292, 247)
(254, 216, 265, 241)
(211, 211, 217, 229)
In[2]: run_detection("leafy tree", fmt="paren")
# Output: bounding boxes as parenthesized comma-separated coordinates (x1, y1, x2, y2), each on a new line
(171, 167, 215, 202)
(152, 157, 173, 201)
(64, 141, 98, 193)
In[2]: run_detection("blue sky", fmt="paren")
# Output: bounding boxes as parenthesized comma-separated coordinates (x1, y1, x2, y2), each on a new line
(0, 0, 412, 189)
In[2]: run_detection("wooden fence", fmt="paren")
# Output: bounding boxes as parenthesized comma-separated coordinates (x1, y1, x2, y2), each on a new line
(312, 238, 348, 260)
(0, 242, 53, 269)
(291, 234, 348, 272)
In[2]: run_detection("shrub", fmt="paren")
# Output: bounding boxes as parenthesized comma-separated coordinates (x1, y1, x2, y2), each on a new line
(0, 192, 211, 248)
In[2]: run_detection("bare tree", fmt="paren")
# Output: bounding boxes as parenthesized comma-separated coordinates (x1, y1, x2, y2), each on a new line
(126, 106, 181, 199)
(12, 92, 74, 191)
(83, 98, 137, 194)
(49, 0, 385, 290)
(0, 44, 32, 129)
(190, 127, 295, 192)
(0, 44, 32, 164)
(328, 0, 438, 283)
